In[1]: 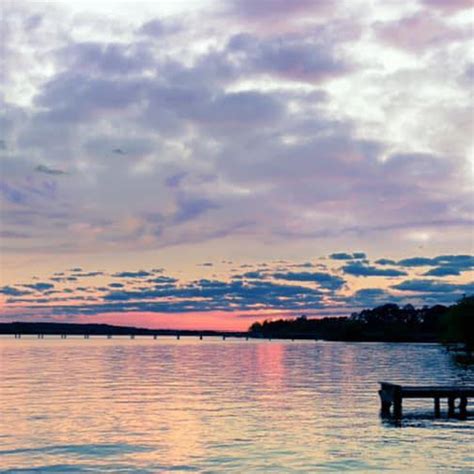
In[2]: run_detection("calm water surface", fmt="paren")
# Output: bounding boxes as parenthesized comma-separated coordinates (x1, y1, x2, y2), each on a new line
(0, 338, 473, 472)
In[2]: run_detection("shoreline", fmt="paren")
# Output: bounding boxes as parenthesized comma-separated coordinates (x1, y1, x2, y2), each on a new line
(0, 321, 451, 343)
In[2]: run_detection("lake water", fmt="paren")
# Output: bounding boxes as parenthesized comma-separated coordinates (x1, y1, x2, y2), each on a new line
(0, 337, 473, 472)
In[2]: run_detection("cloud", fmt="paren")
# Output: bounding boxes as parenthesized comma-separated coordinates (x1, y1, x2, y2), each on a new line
(1, 0, 472, 277)
(351, 288, 400, 307)
(227, 33, 348, 84)
(138, 18, 182, 37)
(397, 255, 474, 274)
(329, 252, 353, 260)
(112, 271, 152, 278)
(397, 257, 436, 267)
(229, 0, 334, 23)
(56, 41, 155, 77)
(330, 252, 366, 260)
(273, 271, 345, 290)
(375, 259, 397, 266)
(23, 282, 54, 291)
(71, 271, 104, 278)
(342, 262, 407, 277)
(374, 12, 469, 53)
(423, 267, 463, 277)
(0, 286, 32, 296)
(101, 278, 326, 313)
(35, 164, 67, 175)
(392, 279, 474, 294)
(420, 0, 473, 12)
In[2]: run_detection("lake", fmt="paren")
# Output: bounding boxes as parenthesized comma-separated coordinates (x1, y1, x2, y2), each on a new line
(0, 338, 473, 472)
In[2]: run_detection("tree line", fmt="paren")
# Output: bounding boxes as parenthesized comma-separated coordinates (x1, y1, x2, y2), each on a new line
(249, 295, 473, 350)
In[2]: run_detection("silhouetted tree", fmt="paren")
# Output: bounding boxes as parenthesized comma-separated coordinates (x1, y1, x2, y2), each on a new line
(442, 295, 474, 354)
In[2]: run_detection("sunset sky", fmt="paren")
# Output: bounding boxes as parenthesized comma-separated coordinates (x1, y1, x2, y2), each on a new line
(1, 0, 473, 330)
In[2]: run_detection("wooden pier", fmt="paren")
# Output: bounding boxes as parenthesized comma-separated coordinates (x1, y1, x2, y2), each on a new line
(379, 382, 474, 419)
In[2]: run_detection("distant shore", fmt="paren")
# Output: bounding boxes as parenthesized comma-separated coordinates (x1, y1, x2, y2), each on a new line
(0, 322, 248, 338)
(0, 320, 454, 343)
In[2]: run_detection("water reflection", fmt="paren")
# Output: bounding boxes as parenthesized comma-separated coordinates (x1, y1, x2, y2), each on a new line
(0, 338, 473, 472)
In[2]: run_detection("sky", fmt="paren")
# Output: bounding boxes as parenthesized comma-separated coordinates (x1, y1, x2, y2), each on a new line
(1, 0, 473, 330)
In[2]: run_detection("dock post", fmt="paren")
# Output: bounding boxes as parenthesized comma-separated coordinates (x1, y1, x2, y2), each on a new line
(130, 334, 135, 339)
(107, 334, 112, 339)
(153, 334, 157, 339)
(460, 397, 467, 419)
(448, 397, 455, 417)
(222, 335, 226, 340)
(393, 385, 402, 419)
(177, 334, 180, 340)
(200, 334, 203, 340)
(434, 397, 441, 417)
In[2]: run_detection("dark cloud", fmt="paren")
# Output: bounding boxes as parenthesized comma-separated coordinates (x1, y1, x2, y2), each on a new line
(350, 288, 400, 307)
(423, 267, 463, 277)
(330, 252, 353, 260)
(112, 270, 152, 278)
(330, 252, 366, 260)
(150, 276, 178, 284)
(23, 282, 54, 291)
(98, 277, 326, 315)
(375, 258, 397, 266)
(57, 41, 154, 77)
(0, 286, 32, 296)
(397, 257, 436, 267)
(342, 262, 407, 277)
(397, 255, 474, 275)
(33, 72, 146, 124)
(172, 196, 218, 224)
(392, 279, 474, 294)
(273, 271, 345, 290)
(71, 272, 104, 278)
(227, 33, 348, 84)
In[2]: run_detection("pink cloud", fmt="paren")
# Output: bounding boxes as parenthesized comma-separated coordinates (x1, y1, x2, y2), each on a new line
(375, 12, 468, 53)
(421, 0, 473, 13)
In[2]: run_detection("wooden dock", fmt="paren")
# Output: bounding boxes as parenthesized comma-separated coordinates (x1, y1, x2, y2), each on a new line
(379, 382, 474, 419)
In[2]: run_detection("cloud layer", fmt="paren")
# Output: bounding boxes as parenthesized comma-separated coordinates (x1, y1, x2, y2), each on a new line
(1, 0, 472, 328)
